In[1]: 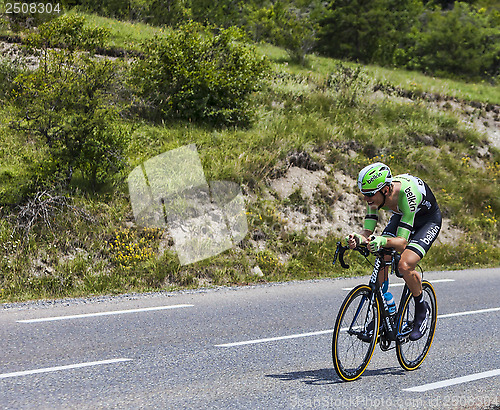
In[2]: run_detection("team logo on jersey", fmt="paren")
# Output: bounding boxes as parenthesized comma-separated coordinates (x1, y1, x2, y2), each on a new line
(404, 187, 417, 212)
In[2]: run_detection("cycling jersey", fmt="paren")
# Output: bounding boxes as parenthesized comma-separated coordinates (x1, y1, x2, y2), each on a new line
(363, 174, 441, 258)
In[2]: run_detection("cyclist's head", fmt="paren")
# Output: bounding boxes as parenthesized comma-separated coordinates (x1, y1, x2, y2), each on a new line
(357, 162, 392, 196)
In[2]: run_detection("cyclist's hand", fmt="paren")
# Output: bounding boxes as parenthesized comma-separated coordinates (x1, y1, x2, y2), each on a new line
(346, 233, 365, 249)
(368, 235, 387, 252)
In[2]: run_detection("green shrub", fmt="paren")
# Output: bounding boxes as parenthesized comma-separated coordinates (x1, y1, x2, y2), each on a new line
(131, 22, 269, 126)
(9, 14, 122, 191)
(326, 63, 371, 107)
(71, 0, 132, 20)
(0, 1, 59, 32)
(10, 53, 126, 190)
(147, 0, 190, 26)
(0, 59, 24, 102)
(26, 13, 110, 52)
(318, 1, 499, 81)
(317, 0, 424, 65)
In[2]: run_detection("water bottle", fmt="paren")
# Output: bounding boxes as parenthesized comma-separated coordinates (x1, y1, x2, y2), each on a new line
(384, 292, 396, 316)
(381, 280, 389, 294)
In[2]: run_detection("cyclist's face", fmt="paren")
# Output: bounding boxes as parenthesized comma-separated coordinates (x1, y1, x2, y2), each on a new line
(362, 190, 382, 208)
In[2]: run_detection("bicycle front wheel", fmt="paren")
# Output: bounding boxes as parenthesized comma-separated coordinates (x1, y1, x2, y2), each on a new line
(396, 280, 437, 371)
(332, 285, 380, 381)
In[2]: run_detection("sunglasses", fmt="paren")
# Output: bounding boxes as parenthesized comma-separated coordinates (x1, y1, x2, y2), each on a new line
(361, 190, 378, 197)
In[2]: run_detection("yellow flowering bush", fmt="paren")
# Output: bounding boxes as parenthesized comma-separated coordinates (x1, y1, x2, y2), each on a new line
(107, 227, 162, 269)
(256, 250, 282, 272)
(486, 162, 500, 181)
(480, 205, 498, 230)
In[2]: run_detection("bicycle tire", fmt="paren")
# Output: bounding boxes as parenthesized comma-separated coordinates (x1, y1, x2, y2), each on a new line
(396, 280, 437, 371)
(332, 284, 380, 381)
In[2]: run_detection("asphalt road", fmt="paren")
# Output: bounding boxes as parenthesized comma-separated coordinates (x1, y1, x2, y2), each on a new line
(1, 267, 499, 409)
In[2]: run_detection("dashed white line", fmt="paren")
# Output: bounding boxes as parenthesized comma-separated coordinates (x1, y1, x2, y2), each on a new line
(437, 306, 500, 318)
(403, 369, 500, 392)
(215, 305, 500, 347)
(17, 304, 194, 323)
(215, 329, 334, 347)
(342, 279, 455, 291)
(0, 358, 132, 380)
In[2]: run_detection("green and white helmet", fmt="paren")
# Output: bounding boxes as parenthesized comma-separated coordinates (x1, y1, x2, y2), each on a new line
(357, 162, 392, 194)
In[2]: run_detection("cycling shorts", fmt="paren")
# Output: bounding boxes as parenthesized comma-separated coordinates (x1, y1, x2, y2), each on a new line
(382, 208, 442, 259)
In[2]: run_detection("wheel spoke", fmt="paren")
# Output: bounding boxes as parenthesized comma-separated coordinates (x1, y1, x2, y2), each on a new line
(333, 286, 378, 381)
(396, 282, 437, 371)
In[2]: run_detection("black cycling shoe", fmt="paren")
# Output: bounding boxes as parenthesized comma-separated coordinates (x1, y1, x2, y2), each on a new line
(409, 301, 430, 341)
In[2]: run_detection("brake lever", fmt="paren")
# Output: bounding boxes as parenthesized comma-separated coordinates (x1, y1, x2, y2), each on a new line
(333, 242, 350, 269)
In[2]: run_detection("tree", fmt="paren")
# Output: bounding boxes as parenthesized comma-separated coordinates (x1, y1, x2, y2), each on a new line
(10, 15, 126, 190)
(317, 0, 424, 65)
(264, 1, 319, 64)
(399, 2, 500, 78)
(189, 0, 245, 28)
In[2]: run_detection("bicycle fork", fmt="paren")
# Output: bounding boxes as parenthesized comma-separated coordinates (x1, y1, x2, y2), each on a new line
(347, 293, 370, 336)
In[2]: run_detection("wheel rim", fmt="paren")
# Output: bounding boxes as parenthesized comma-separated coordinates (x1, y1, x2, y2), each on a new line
(397, 283, 437, 370)
(333, 286, 379, 380)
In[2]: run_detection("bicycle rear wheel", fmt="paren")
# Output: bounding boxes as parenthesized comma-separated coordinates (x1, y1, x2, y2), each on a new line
(332, 285, 380, 381)
(396, 280, 437, 371)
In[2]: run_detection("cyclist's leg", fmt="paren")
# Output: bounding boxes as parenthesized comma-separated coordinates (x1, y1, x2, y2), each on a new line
(402, 208, 442, 295)
(399, 249, 428, 340)
(400, 209, 442, 340)
(398, 249, 422, 297)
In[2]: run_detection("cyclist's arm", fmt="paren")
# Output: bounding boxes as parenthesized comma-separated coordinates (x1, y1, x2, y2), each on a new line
(360, 229, 373, 239)
(384, 236, 407, 253)
(348, 206, 378, 248)
(364, 206, 378, 232)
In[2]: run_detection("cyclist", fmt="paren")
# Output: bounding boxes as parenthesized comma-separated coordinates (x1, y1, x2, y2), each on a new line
(347, 162, 441, 341)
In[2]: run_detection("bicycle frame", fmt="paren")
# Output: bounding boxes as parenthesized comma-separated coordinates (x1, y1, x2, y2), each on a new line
(332, 242, 437, 380)
(333, 242, 415, 348)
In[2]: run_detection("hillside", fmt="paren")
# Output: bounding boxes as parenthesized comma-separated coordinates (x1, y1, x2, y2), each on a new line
(0, 14, 499, 302)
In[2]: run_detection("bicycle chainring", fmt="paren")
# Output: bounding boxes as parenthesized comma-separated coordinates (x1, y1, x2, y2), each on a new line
(379, 333, 392, 351)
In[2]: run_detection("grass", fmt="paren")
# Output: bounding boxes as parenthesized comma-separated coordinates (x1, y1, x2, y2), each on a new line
(72, 11, 162, 51)
(364, 65, 500, 105)
(0, 10, 162, 51)
(257, 43, 500, 105)
(0, 14, 499, 302)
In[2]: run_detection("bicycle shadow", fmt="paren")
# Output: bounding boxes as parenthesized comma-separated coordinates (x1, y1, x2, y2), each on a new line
(266, 367, 405, 385)
(266, 368, 341, 385)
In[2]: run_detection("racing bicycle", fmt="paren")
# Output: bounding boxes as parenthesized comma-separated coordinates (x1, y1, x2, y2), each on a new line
(331, 242, 437, 382)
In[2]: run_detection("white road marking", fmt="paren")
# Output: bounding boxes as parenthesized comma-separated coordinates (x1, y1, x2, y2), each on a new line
(0, 358, 132, 380)
(437, 306, 500, 318)
(17, 304, 194, 323)
(215, 329, 334, 347)
(216, 305, 499, 347)
(342, 279, 455, 291)
(403, 369, 500, 392)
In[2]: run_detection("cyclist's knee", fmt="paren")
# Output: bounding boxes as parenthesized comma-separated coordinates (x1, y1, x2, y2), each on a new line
(398, 259, 415, 276)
